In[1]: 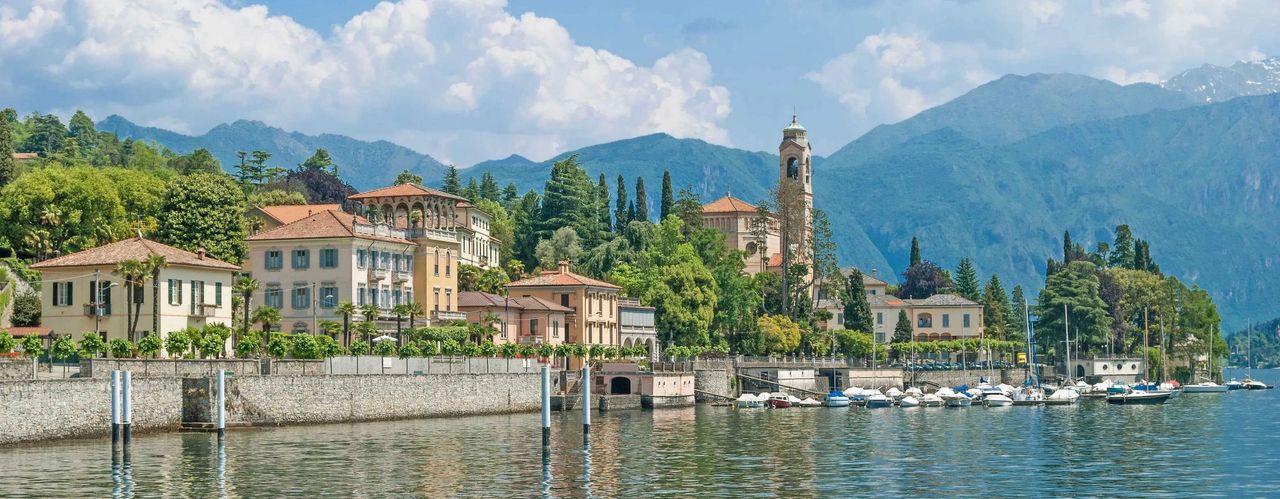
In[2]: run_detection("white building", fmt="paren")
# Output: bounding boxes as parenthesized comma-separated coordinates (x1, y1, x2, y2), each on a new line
(347, 183, 501, 270)
(31, 237, 239, 352)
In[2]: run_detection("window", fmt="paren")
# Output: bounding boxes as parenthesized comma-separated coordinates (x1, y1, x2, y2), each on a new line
(433, 250, 440, 276)
(445, 289, 452, 311)
(563, 321, 569, 339)
(393, 253, 401, 272)
(190, 280, 204, 314)
(168, 279, 183, 305)
(500, 321, 508, 339)
(445, 251, 451, 276)
(320, 248, 338, 268)
(358, 284, 367, 306)
(963, 313, 971, 328)
(357, 249, 367, 269)
(381, 286, 390, 308)
(560, 294, 569, 307)
(380, 251, 390, 270)
(405, 255, 414, 272)
(406, 290, 413, 305)
(94, 280, 112, 315)
(836, 313, 844, 325)
(917, 313, 933, 328)
(875, 332, 885, 343)
(433, 288, 440, 311)
(215, 282, 223, 307)
(942, 314, 950, 328)
(393, 288, 402, 306)
(876, 312, 883, 325)
(292, 249, 310, 269)
(265, 250, 283, 270)
(292, 284, 309, 309)
(869, 289, 878, 295)
(550, 320, 557, 337)
(264, 286, 283, 309)
(52, 282, 73, 306)
(369, 286, 378, 307)
(319, 285, 337, 308)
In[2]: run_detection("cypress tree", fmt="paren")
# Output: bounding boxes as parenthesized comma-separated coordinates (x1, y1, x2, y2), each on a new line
(982, 274, 1010, 340)
(442, 165, 461, 194)
(1007, 285, 1028, 338)
(1063, 230, 1074, 262)
(614, 175, 629, 231)
(0, 115, 15, 188)
(954, 257, 981, 301)
(659, 170, 674, 221)
(1109, 224, 1135, 269)
(596, 173, 612, 236)
(626, 201, 636, 224)
(909, 237, 921, 267)
(635, 177, 650, 222)
(842, 269, 874, 334)
(893, 309, 914, 344)
(501, 182, 519, 209)
(479, 172, 500, 201)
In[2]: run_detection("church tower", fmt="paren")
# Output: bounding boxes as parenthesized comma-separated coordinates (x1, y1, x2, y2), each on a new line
(779, 115, 813, 220)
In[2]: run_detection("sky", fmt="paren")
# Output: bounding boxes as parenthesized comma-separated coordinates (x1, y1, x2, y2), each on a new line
(2, 0, 1279, 166)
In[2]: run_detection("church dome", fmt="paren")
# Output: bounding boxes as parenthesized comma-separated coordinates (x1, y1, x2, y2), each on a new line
(783, 115, 806, 135)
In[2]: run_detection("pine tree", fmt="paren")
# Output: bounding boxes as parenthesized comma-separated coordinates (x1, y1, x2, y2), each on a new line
(501, 182, 519, 209)
(596, 173, 612, 236)
(0, 115, 16, 188)
(982, 274, 1010, 340)
(893, 309, 913, 343)
(1109, 224, 1135, 269)
(954, 257, 981, 301)
(909, 236, 921, 267)
(841, 269, 874, 334)
(1007, 285, 1028, 339)
(442, 165, 461, 194)
(635, 177, 650, 222)
(463, 178, 480, 200)
(614, 175, 629, 231)
(537, 155, 596, 243)
(659, 170, 674, 221)
(479, 172, 501, 201)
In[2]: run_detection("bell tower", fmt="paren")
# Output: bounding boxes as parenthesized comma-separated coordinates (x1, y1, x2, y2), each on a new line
(779, 115, 813, 217)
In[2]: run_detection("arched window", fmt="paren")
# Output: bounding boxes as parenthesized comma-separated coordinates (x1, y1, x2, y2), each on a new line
(917, 312, 933, 328)
(786, 157, 799, 179)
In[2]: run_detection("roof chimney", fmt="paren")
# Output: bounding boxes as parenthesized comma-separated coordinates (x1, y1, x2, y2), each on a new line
(197, 248, 206, 260)
(558, 260, 569, 274)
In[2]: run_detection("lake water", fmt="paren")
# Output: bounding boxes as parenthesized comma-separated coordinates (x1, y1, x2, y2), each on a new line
(2, 368, 1277, 497)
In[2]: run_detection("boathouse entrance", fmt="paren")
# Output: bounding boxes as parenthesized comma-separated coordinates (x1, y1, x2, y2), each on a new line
(610, 377, 632, 395)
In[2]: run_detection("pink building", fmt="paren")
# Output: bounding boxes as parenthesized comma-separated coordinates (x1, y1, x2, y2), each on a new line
(457, 291, 571, 346)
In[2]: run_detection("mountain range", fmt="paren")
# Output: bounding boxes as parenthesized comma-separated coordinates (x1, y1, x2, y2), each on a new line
(97, 57, 1280, 328)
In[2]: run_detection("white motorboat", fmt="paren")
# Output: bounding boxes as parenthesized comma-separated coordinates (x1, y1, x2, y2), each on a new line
(735, 393, 764, 408)
(866, 393, 893, 408)
(786, 394, 803, 406)
(1106, 387, 1171, 405)
(1243, 378, 1269, 390)
(904, 387, 924, 398)
(798, 397, 823, 407)
(886, 387, 903, 398)
(943, 393, 973, 407)
(1182, 381, 1228, 393)
(1045, 388, 1079, 405)
(1225, 379, 1243, 391)
(919, 393, 944, 407)
(1012, 386, 1046, 406)
(899, 396, 920, 408)
(984, 394, 1013, 407)
(825, 391, 851, 407)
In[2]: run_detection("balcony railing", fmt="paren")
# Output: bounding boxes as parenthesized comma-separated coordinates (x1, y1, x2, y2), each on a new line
(393, 269, 412, 282)
(83, 304, 111, 317)
(432, 310, 468, 322)
(190, 303, 219, 318)
(369, 267, 388, 280)
(406, 227, 456, 242)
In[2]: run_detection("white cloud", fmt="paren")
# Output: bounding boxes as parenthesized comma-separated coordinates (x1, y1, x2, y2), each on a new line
(1101, 66, 1161, 85)
(1027, 0, 1064, 24)
(1094, 0, 1151, 20)
(0, 0, 731, 165)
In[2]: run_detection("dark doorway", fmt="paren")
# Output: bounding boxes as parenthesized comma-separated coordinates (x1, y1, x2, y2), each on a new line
(610, 377, 632, 395)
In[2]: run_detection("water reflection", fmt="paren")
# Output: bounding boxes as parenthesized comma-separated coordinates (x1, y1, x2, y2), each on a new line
(0, 369, 1277, 497)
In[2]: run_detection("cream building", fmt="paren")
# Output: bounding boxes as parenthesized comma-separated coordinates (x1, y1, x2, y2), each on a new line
(246, 210, 427, 338)
(32, 238, 239, 352)
(247, 204, 342, 234)
(348, 184, 500, 271)
(457, 291, 571, 347)
(815, 267, 983, 346)
(506, 260, 621, 356)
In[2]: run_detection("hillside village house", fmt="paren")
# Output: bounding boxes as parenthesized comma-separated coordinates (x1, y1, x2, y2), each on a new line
(457, 291, 571, 347)
(246, 209, 431, 338)
(817, 268, 984, 345)
(347, 184, 501, 271)
(506, 260, 621, 366)
(31, 238, 239, 353)
(816, 268, 890, 330)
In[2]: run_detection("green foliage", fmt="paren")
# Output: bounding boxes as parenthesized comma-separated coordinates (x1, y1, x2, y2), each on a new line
(1007, 285, 1028, 339)
(1035, 261, 1112, 355)
(394, 169, 423, 186)
(535, 227, 583, 269)
(155, 173, 248, 264)
(892, 309, 913, 344)
(841, 269, 874, 334)
(953, 258, 981, 301)
(50, 335, 77, 363)
(165, 330, 190, 358)
(982, 274, 1010, 340)
(399, 342, 422, 358)
(20, 334, 41, 358)
(349, 340, 371, 356)
(373, 340, 397, 357)
(248, 189, 307, 207)
(316, 335, 345, 358)
(266, 334, 292, 358)
(0, 331, 14, 354)
(236, 330, 263, 358)
(78, 332, 106, 358)
(899, 261, 952, 300)
(479, 340, 498, 357)
(136, 334, 163, 358)
(757, 315, 801, 354)
(108, 338, 135, 358)
(168, 148, 221, 175)
(0, 115, 15, 187)
(290, 334, 321, 359)
(538, 155, 600, 246)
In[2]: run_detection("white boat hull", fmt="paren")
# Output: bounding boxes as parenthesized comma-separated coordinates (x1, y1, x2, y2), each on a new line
(1183, 384, 1228, 393)
(944, 396, 972, 407)
(984, 395, 1013, 407)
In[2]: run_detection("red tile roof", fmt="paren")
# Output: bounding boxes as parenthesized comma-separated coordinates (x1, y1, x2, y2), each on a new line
(508, 261, 620, 290)
(702, 195, 758, 214)
(458, 291, 522, 309)
(256, 204, 343, 225)
(513, 296, 573, 313)
(348, 183, 468, 202)
(247, 210, 416, 245)
(30, 237, 240, 271)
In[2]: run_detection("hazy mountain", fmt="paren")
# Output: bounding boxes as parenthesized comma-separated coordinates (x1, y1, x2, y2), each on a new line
(97, 115, 447, 190)
(1163, 57, 1280, 103)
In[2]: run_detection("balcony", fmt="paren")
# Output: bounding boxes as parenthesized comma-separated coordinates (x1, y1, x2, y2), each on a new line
(406, 227, 456, 242)
(83, 304, 110, 317)
(518, 335, 543, 346)
(393, 269, 412, 282)
(369, 267, 388, 280)
(189, 303, 219, 318)
(432, 310, 468, 322)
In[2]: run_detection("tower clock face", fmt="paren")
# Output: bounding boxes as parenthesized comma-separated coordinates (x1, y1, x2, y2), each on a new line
(786, 157, 799, 179)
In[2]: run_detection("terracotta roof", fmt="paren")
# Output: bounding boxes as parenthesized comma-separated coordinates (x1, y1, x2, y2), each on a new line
(348, 183, 468, 202)
(256, 204, 343, 225)
(11, 152, 38, 160)
(869, 294, 909, 308)
(7, 326, 50, 337)
(246, 210, 416, 245)
(905, 294, 980, 307)
(30, 237, 240, 271)
(514, 296, 574, 313)
(840, 267, 889, 286)
(458, 291, 523, 309)
(767, 253, 782, 268)
(508, 261, 620, 290)
(702, 195, 758, 214)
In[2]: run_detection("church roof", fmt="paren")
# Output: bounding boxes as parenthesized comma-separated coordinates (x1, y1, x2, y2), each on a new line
(783, 115, 806, 132)
(702, 195, 757, 214)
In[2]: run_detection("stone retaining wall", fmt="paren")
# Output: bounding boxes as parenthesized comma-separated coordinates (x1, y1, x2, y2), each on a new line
(264, 360, 328, 375)
(80, 359, 260, 379)
(909, 369, 1025, 388)
(223, 373, 541, 425)
(0, 378, 183, 445)
(693, 368, 731, 402)
(0, 359, 34, 380)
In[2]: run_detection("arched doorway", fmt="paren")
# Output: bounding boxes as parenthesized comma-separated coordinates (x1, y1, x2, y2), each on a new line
(1075, 364, 1085, 379)
(610, 377, 632, 395)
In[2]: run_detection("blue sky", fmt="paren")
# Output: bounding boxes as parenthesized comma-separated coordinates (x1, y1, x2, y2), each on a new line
(3, 0, 1278, 165)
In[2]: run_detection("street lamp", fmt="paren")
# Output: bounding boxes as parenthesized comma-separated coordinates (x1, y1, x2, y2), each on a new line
(93, 276, 119, 338)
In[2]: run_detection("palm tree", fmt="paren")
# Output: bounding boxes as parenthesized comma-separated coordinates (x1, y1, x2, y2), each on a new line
(409, 210, 423, 229)
(146, 255, 166, 340)
(392, 303, 412, 345)
(112, 259, 147, 342)
(360, 303, 380, 342)
(234, 276, 259, 342)
(251, 306, 281, 343)
(405, 301, 424, 329)
(336, 301, 356, 347)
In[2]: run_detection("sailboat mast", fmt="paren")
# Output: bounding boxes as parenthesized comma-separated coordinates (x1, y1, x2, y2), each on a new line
(1026, 302, 1036, 387)
(1063, 303, 1070, 383)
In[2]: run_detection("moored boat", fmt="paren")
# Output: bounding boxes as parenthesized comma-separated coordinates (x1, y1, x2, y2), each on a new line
(736, 393, 765, 408)
(766, 393, 792, 409)
(1182, 381, 1228, 393)
(1225, 379, 1242, 391)
(899, 396, 920, 408)
(798, 397, 823, 407)
(919, 394, 944, 407)
(1243, 378, 1268, 390)
(866, 393, 893, 408)
(984, 394, 1013, 407)
(825, 391, 851, 407)
(1045, 388, 1079, 405)
(1106, 387, 1171, 405)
